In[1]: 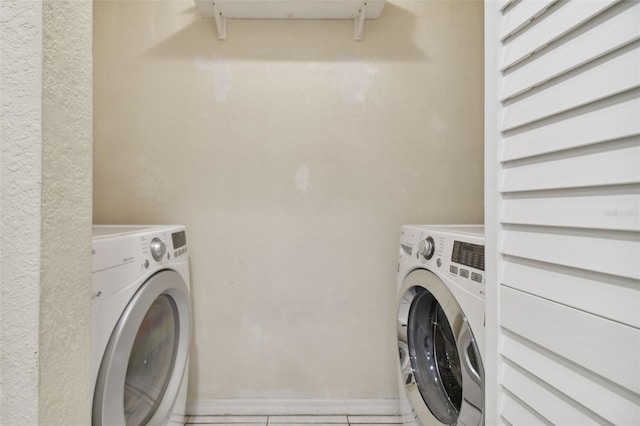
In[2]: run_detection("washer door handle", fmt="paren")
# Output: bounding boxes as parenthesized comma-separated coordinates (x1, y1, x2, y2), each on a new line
(460, 321, 482, 386)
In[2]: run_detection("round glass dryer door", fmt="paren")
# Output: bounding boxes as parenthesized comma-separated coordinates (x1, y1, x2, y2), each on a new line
(397, 269, 483, 426)
(93, 270, 190, 426)
(124, 294, 177, 424)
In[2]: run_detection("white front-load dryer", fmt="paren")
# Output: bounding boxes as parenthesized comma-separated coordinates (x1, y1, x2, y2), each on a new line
(92, 225, 191, 426)
(396, 225, 485, 426)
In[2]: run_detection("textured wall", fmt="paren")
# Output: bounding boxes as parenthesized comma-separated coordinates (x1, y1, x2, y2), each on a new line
(0, 1, 92, 423)
(94, 0, 484, 403)
(0, 1, 43, 423)
(39, 0, 93, 423)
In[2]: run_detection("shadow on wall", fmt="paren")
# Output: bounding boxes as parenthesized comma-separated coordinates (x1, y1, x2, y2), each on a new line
(145, 3, 427, 62)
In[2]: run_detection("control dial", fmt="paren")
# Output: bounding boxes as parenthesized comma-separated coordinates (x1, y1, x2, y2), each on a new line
(417, 236, 435, 260)
(150, 237, 166, 261)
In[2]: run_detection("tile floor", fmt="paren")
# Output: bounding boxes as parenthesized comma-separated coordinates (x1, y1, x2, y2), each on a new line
(185, 415, 401, 426)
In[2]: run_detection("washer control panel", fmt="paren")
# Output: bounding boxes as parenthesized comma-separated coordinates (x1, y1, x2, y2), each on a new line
(452, 240, 485, 271)
(399, 225, 485, 298)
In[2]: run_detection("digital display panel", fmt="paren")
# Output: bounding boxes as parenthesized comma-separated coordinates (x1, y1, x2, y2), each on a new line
(451, 241, 484, 271)
(172, 231, 187, 249)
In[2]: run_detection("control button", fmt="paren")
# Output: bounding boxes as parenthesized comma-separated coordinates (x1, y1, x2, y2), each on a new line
(150, 238, 166, 261)
(436, 258, 442, 267)
(460, 269, 469, 278)
(417, 236, 435, 260)
(450, 265, 458, 275)
(144, 260, 149, 269)
(471, 272, 483, 283)
(174, 251, 178, 258)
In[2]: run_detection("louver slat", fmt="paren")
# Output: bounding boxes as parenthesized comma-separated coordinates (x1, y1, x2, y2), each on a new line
(501, 287, 640, 395)
(501, 0, 618, 70)
(501, 2, 640, 101)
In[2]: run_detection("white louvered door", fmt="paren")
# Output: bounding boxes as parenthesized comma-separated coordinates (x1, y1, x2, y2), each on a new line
(485, 1, 640, 424)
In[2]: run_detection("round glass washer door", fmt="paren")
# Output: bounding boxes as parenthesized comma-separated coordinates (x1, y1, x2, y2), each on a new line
(93, 270, 190, 426)
(397, 269, 483, 426)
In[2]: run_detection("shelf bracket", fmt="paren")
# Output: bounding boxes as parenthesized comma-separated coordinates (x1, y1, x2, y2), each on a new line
(354, 1, 366, 41)
(212, 2, 227, 40)
(194, 0, 385, 42)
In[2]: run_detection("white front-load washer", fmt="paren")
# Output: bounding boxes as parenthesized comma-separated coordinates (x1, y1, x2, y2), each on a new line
(396, 225, 485, 426)
(92, 225, 191, 426)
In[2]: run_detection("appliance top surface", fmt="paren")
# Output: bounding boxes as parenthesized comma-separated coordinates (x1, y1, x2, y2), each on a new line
(404, 224, 484, 238)
(92, 224, 183, 239)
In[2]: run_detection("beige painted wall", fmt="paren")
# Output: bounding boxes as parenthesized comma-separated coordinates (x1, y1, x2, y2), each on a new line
(93, 0, 483, 403)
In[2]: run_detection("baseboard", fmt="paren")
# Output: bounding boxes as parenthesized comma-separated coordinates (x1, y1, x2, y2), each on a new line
(186, 398, 400, 416)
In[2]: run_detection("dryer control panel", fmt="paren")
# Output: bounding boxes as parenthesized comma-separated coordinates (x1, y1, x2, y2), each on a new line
(91, 225, 189, 303)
